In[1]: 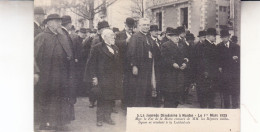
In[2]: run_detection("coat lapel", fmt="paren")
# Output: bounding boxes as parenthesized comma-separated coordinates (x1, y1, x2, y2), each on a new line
(101, 43, 114, 58)
(56, 34, 73, 59)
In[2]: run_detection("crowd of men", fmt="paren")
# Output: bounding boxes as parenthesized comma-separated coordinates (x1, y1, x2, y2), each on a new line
(34, 6, 240, 130)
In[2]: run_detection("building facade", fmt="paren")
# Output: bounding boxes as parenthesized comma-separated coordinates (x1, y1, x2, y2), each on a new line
(147, 0, 240, 42)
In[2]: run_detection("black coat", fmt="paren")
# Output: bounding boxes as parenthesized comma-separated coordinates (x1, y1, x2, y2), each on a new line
(160, 40, 189, 93)
(217, 41, 240, 92)
(115, 30, 129, 73)
(34, 27, 77, 123)
(196, 39, 220, 81)
(126, 32, 154, 106)
(86, 42, 123, 100)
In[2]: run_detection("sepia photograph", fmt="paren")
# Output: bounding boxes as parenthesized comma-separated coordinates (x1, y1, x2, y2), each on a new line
(33, 0, 241, 131)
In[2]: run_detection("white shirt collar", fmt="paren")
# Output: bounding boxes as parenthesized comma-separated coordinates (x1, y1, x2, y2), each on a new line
(225, 41, 230, 48)
(34, 21, 40, 27)
(62, 26, 69, 33)
(206, 39, 215, 45)
(151, 35, 157, 41)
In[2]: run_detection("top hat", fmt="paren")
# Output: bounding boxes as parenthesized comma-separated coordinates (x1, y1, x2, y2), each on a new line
(150, 25, 159, 32)
(125, 17, 135, 28)
(167, 28, 179, 36)
(198, 30, 207, 37)
(186, 33, 195, 41)
(177, 26, 185, 34)
(220, 29, 230, 37)
(43, 14, 62, 24)
(34, 7, 45, 15)
(61, 15, 72, 25)
(206, 28, 218, 36)
(113, 27, 119, 33)
(97, 21, 109, 30)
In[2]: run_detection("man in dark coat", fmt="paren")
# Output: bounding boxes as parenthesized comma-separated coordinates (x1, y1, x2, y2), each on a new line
(86, 29, 123, 126)
(87, 21, 110, 107)
(34, 6, 45, 125)
(34, 7, 45, 37)
(218, 30, 240, 108)
(115, 17, 135, 109)
(195, 28, 219, 108)
(126, 18, 154, 107)
(148, 25, 163, 107)
(161, 27, 172, 44)
(160, 28, 189, 108)
(91, 21, 110, 47)
(34, 14, 77, 130)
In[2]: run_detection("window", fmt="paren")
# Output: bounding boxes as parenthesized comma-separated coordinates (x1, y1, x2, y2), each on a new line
(180, 7, 188, 28)
(156, 12, 162, 31)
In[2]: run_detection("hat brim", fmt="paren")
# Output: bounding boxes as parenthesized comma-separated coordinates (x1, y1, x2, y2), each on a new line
(167, 33, 179, 36)
(220, 34, 231, 38)
(43, 18, 62, 24)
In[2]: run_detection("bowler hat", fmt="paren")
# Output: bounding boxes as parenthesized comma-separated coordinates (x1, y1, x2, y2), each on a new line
(198, 30, 206, 37)
(62, 15, 72, 25)
(113, 27, 119, 33)
(206, 28, 218, 36)
(177, 26, 185, 34)
(166, 27, 174, 34)
(186, 33, 195, 41)
(43, 14, 62, 24)
(150, 25, 158, 32)
(97, 21, 109, 30)
(167, 28, 179, 36)
(220, 29, 230, 37)
(125, 17, 135, 28)
(34, 7, 45, 15)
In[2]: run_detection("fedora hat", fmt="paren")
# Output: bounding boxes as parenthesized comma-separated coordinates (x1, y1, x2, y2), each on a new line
(43, 14, 62, 24)
(97, 21, 109, 30)
(186, 33, 195, 41)
(220, 29, 230, 38)
(150, 25, 159, 32)
(177, 26, 185, 34)
(125, 17, 135, 28)
(167, 28, 179, 36)
(61, 15, 72, 25)
(198, 30, 206, 37)
(34, 7, 45, 15)
(206, 28, 218, 36)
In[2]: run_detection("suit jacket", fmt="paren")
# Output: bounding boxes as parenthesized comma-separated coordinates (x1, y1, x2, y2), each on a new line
(86, 42, 123, 100)
(160, 39, 189, 92)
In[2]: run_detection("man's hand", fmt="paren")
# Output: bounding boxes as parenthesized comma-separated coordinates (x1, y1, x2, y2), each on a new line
(93, 77, 98, 86)
(133, 66, 138, 75)
(173, 63, 180, 69)
(34, 74, 39, 85)
(219, 67, 222, 73)
(180, 63, 187, 70)
(233, 56, 238, 61)
(184, 58, 189, 63)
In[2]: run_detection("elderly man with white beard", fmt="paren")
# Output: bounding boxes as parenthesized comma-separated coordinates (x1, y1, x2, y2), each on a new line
(86, 29, 123, 126)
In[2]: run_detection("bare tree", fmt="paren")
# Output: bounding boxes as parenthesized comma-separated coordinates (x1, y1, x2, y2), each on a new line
(60, 0, 117, 28)
(130, 0, 144, 19)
